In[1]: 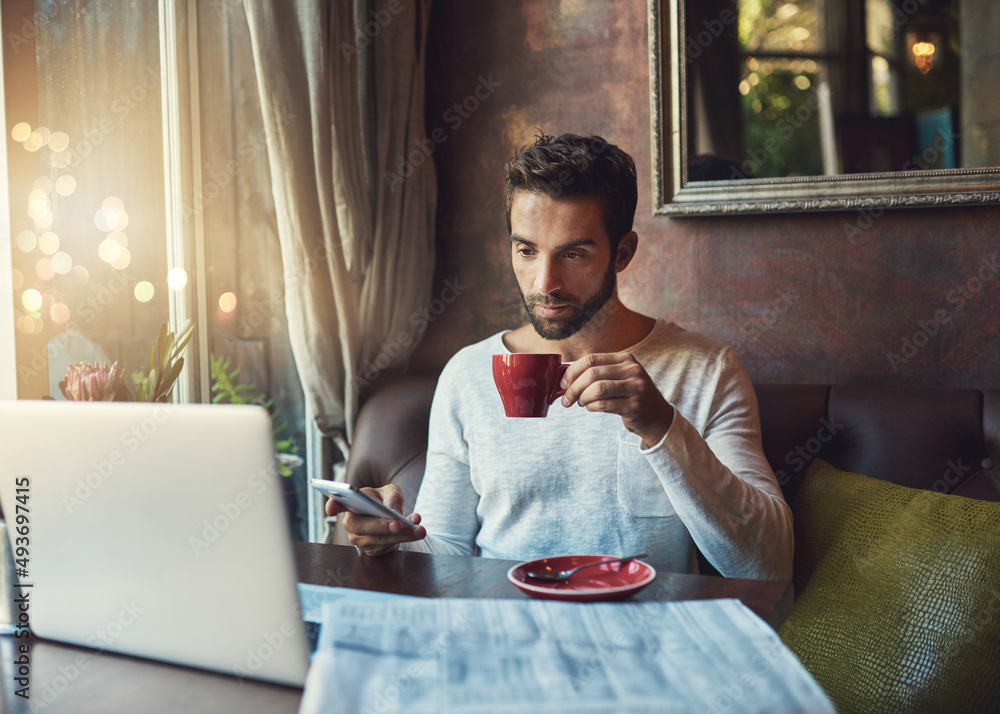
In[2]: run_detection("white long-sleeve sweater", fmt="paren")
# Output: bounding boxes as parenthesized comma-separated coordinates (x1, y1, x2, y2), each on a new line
(403, 320, 793, 581)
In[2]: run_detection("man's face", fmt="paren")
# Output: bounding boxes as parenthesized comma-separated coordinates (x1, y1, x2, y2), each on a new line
(509, 191, 618, 341)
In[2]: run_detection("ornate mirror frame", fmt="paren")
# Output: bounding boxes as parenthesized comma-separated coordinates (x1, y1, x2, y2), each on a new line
(648, 0, 1000, 216)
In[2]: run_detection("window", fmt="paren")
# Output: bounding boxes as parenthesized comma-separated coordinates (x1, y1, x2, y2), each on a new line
(736, 0, 833, 178)
(2, 0, 308, 538)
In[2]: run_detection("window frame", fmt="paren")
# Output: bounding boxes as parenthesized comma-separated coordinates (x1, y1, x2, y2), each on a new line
(1, 0, 209, 402)
(3, 0, 322, 542)
(0, 9, 16, 401)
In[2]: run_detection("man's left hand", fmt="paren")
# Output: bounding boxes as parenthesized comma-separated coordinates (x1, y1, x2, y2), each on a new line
(560, 352, 674, 448)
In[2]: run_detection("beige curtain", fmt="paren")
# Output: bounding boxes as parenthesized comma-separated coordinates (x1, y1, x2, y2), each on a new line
(243, 0, 436, 441)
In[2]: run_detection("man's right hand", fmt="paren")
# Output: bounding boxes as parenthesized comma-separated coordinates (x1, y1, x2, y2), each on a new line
(325, 483, 427, 557)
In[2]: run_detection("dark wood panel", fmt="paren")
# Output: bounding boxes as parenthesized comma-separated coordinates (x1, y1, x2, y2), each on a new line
(294, 542, 794, 629)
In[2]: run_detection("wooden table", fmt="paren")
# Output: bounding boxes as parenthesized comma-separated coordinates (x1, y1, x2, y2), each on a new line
(0, 543, 793, 713)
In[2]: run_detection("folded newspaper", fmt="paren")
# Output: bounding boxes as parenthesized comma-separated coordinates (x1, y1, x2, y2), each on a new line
(298, 589, 833, 714)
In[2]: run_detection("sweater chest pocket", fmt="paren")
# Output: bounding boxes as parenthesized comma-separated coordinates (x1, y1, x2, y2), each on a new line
(616, 433, 676, 517)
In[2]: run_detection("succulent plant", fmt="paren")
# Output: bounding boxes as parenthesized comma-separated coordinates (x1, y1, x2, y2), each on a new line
(59, 361, 132, 402)
(132, 320, 195, 403)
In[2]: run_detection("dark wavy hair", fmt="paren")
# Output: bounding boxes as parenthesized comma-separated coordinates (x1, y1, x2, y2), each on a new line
(503, 132, 638, 253)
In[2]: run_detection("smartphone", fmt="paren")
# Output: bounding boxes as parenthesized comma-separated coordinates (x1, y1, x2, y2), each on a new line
(310, 479, 416, 527)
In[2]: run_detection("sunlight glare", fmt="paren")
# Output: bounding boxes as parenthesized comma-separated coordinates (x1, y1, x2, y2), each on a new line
(167, 268, 189, 291)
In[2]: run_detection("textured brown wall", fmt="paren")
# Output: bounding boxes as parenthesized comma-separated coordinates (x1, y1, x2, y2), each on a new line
(412, 0, 1000, 390)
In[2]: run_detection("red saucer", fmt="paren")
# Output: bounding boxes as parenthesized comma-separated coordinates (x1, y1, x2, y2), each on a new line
(507, 554, 656, 602)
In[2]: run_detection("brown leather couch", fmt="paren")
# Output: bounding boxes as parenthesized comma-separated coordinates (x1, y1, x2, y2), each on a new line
(337, 373, 1000, 544)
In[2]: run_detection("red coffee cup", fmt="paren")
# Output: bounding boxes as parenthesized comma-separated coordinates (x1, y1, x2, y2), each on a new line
(492, 354, 569, 418)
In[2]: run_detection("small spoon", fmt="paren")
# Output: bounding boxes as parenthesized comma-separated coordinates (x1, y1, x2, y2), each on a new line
(525, 554, 648, 582)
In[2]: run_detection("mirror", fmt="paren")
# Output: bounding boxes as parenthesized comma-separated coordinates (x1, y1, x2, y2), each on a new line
(649, 0, 1000, 216)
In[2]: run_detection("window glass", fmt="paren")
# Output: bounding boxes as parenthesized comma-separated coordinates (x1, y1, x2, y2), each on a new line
(6, 1, 306, 538)
(736, 0, 826, 178)
(10, 1, 169, 398)
(739, 0, 820, 55)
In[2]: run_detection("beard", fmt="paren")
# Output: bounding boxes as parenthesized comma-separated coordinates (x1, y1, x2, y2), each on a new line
(519, 259, 617, 341)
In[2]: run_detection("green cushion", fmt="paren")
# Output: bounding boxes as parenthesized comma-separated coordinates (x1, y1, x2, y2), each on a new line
(778, 459, 1000, 714)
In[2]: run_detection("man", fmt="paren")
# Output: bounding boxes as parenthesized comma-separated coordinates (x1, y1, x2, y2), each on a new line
(329, 133, 793, 581)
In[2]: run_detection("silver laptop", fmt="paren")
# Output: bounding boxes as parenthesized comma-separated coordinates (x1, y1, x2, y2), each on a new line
(0, 399, 310, 687)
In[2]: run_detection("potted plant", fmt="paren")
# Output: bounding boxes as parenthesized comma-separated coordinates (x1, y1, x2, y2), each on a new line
(59, 320, 194, 403)
(209, 354, 301, 477)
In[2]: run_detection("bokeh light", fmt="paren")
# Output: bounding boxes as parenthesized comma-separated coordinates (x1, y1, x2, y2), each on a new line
(102, 196, 125, 212)
(219, 292, 238, 313)
(11, 122, 31, 142)
(21, 289, 43, 312)
(32, 176, 53, 193)
(28, 202, 49, 221)
(51, 151, 71, 169)
(16, 230, 37, 252)
(33, 210, 53, 231)
(55, 175, 77, 196)
(98, 238, 122, 263)
(94, 197, 130, 233)
(167, 268, 189, 291)
(69, 265, 90, 286)
(94, 208, 113, 232)
(12, 269, 24, 291)
(109, 247, 132, 270)
(107, 231, 128, 248)
(16, 315, 43, 336)
(28, 188, 49, 208)
(23, 133, 42, 152)
(50, 303, 71, 324)
(35, 258, 55, 281)
(52, 251, 73, 275)
(38, 231, 59, 255)
(134, 281, 155, 303)
(48, 131, 70, 152)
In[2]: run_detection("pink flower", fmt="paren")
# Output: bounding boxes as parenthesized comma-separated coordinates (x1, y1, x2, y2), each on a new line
(59, 361, 132, 402)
